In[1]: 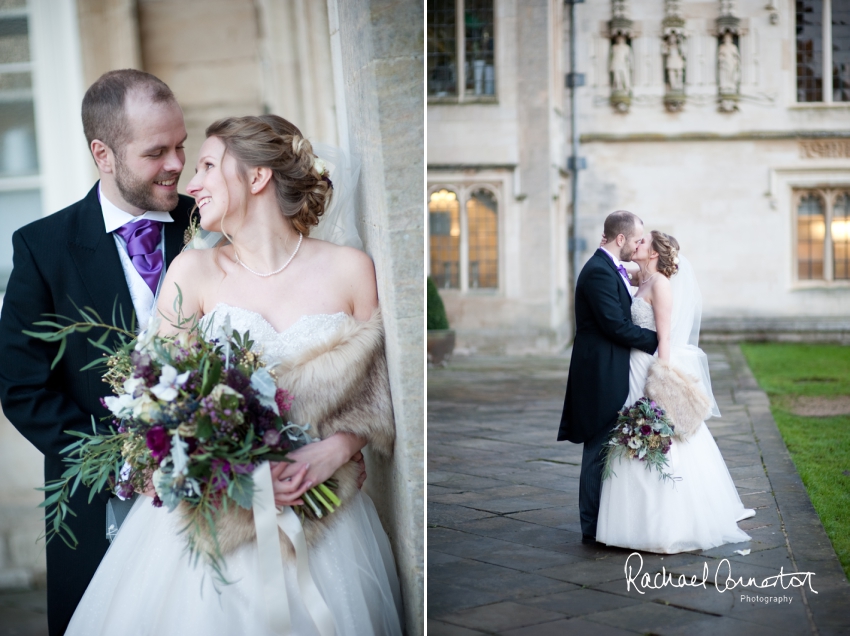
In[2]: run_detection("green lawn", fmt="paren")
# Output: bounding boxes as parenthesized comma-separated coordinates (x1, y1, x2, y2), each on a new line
(740, 343, 850, 580)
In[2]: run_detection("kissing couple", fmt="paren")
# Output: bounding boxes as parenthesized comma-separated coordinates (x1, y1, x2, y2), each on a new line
(558, 210, 754, 553)
(0, 69, 403, 635)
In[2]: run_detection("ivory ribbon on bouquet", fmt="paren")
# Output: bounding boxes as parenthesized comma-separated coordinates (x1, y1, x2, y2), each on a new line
(252, 461, 336, 635)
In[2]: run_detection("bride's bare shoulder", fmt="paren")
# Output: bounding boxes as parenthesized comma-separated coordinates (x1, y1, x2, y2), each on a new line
(308, 239, 375, 278)
(306, 238, 377, 315)
(163, 248, 228, 295)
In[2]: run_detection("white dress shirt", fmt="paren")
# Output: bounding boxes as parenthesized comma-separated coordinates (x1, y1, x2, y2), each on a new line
(600, 246, 635, 296)
(99, 184, 173, 330)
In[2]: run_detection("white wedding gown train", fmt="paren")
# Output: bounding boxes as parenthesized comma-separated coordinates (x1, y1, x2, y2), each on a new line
(596, 298, 753, 554)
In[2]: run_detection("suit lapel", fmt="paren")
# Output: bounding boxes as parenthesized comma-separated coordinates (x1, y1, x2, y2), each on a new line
(68, 184, 136, 327)
(595, 249, 633, 308)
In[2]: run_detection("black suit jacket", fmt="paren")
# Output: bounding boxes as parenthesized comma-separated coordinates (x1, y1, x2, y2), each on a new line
(0, 183, 193, 635)
(558, 249, 658, 444)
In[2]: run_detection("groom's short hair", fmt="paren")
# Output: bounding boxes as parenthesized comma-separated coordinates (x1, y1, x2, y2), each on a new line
(82, 69, 177, 157)
(603, 210, 642, 241)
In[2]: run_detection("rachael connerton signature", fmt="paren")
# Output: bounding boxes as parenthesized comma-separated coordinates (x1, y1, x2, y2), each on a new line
(623, 552, 818, 595)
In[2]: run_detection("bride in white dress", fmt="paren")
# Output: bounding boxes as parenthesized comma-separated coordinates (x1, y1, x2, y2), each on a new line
(66, 115, 403, 635)
(596, 230, 754, 554)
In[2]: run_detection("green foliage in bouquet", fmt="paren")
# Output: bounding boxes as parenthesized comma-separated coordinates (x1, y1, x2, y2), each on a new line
(24, 290, 340, 580)
(602, 397, 677, 482)
(427, 276, 450, 331)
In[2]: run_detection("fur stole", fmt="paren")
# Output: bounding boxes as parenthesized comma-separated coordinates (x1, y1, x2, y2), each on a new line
(184, 309, 395, 560)
(644, 358, 711, 440)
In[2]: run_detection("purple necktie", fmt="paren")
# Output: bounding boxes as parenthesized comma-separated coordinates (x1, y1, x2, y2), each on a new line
(114, 219, 163, 294)
(617, 264, 630, 284)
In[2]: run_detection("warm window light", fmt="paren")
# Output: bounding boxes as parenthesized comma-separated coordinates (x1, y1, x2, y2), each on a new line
(430, 189, 457, 205)
(833, 219, 850, 241)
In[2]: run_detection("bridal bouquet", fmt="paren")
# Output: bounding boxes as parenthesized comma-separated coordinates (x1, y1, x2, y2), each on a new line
(602, 397, 676, 481)
(28, 296, 340, 572)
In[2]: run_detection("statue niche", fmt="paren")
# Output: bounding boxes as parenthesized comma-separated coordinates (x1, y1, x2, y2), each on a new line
(609, 34, 633, 113)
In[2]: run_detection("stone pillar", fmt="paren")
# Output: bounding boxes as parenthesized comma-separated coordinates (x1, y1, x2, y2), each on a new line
(76, 0, 142, 85)
(327, 0, 424, 633)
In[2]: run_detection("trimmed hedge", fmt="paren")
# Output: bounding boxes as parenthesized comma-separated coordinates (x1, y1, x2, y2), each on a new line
(427, 277, 449, 330)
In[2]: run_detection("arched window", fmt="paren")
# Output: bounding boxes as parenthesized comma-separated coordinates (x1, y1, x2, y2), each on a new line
(833, 193, 850, 280)
(466, 188, 498, 289)
(429, 189, 460, 288)
(797, 193, 825, 280)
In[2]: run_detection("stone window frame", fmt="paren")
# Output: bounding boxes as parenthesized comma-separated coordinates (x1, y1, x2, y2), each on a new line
(793, 0, 850, 107)
(427, 181, 503, 294)
(771, 167, 850, 289)
(427, 0, 498, 105)
(791, 187, 850, 284)
(0, 1, 90, 295)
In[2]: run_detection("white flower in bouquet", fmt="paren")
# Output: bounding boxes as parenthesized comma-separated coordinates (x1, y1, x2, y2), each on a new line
(171, 433, 191, 476)
(132, 394, 161, 422)
(628, 436, 642, 450)
(250, 368, 279, 415)
(151, 364, 191, 401)
(104, 393, 135, 418)
(135, 315, 162, 353)
(209, 383, 243, 404)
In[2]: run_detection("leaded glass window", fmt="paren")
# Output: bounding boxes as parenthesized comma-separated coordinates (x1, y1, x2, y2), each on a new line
(797, 193, 825, 279)
(833, 193, 850, 279)
(796, 0, 823, 102)
(427, 0, 496, 101)
(429, 185, 501, 292)
(466, 188, 497, 289)
(796, 0, 850, 103)
(464, 1, 494, 97)
(833, 1, 850, 102)
(429, 189, 460, 289)
(428, 0, 457, 97)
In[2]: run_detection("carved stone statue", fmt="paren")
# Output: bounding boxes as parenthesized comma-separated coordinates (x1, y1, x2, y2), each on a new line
(663, 34, 685, 92)
(717, 33, 741, 94)
(610, 35, 632, 93)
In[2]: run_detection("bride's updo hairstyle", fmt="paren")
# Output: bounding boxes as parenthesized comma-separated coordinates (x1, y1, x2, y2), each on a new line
(204, 114, 332, 235)
(650, 230, 680, 278)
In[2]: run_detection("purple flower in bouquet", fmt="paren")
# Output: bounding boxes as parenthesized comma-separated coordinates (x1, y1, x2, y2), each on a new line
(640, 424, 652, 436)
(262, 429, 281, 447)
(116, 481, 135, 500)
(146, 426, 171, 461)
(210, 458, 231, 491)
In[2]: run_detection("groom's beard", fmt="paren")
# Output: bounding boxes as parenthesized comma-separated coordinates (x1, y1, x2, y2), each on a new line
(619, 243, 636, 261)
(114, 156, 180, 212)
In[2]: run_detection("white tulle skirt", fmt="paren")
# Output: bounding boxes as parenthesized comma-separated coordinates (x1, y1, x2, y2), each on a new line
(596, 348, 753, 554)
(66, 492, 403, 636)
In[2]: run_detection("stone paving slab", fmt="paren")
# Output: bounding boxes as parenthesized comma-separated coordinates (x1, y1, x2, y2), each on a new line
(427, 346, 850, 635)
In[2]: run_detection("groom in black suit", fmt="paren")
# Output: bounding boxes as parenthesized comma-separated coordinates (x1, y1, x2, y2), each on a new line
(558, 210, 658, 545)
(0, 70, 193, 635)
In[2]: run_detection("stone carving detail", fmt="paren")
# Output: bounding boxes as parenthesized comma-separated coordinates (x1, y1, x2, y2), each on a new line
(662, 0, 686, 112)
(799, 140, 850, 159)
(609, 1, 634, 113)
(717, 0, 742, 112)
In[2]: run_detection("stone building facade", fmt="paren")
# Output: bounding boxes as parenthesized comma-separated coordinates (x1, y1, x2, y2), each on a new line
(0, 1, 423, 632)
(428, 0, 850, 352)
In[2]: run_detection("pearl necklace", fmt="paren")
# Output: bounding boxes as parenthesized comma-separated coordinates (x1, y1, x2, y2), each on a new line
(639, 271, 659, 286)
(235, 233, 303, 278)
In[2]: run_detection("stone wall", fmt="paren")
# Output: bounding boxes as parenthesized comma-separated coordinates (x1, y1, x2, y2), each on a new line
(428, 0, 571, 353)
(329, 0, 424, 632)
(0, 407, 45, 588)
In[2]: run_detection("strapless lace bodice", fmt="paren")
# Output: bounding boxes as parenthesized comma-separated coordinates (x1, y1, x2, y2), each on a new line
(199, 303, 348, 364)
(631, 297, 656, 331)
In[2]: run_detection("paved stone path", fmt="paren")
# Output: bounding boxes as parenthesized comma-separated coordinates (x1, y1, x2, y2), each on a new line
(427, 345, 850, 635)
